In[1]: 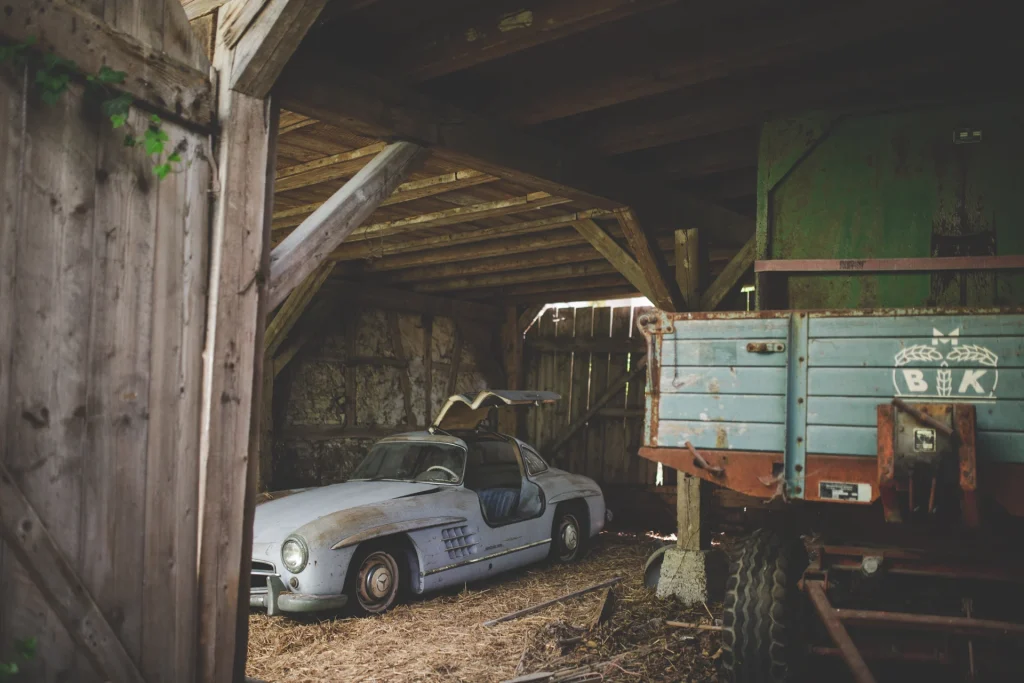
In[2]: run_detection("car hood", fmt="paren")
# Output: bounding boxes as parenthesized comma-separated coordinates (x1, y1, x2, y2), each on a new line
(252, 480, 440, 544)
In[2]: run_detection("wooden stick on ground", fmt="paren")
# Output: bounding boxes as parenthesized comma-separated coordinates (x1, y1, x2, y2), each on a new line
(483, 577, 623, 627)
(665, 620, 724, 632)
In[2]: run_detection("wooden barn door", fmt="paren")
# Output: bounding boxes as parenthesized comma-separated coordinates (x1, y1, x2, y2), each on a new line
(0, 1, 279, 681)
(523, 303, 667, 524)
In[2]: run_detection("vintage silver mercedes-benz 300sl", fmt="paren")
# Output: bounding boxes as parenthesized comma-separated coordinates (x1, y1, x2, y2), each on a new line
(250, 390, 608, 616)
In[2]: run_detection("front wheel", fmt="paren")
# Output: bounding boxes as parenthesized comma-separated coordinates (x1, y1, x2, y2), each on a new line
(721, 528, 807, 683)
(550, 505, 586, 563)
(350, 548, 402, 615)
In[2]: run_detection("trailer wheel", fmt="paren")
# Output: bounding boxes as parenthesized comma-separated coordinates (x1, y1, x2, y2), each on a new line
(721, 528, 806, 683)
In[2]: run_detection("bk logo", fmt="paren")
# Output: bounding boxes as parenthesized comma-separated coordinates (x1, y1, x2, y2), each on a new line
(892, 328, 999, 399)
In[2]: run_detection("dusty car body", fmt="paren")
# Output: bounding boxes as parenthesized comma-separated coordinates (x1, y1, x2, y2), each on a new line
(250, 390, 608, 616)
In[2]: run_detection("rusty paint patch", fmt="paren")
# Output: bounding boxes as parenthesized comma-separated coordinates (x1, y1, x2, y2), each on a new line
(715, 427, 729, 449)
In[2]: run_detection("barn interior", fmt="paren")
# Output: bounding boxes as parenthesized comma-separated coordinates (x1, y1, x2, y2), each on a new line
(2, 0, 1022, 681)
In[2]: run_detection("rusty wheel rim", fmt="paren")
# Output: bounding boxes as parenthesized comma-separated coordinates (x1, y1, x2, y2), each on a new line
(356, 550, 400, 614)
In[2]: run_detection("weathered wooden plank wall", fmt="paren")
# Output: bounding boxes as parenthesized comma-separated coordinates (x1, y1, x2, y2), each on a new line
(523, 303, 656, 489)
(0, 0, 214, 679)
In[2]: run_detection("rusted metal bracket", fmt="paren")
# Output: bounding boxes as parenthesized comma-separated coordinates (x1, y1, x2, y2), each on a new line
(891, 398, 955, 438)
(685, 441, 724, 476)
(746, 341, 786, 353)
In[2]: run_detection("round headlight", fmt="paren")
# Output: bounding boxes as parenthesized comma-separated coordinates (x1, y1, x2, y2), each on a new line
(281, 537, 308, 573)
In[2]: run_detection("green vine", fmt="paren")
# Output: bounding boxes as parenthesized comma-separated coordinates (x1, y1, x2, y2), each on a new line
(0, 36, 181, 180)
(0, 637, 36, 680)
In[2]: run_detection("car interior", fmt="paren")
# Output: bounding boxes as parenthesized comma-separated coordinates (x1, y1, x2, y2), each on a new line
(458, 433, 543, 525)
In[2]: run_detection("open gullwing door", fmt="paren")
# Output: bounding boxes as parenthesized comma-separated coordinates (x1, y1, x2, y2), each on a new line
(432, 390, 560, 431)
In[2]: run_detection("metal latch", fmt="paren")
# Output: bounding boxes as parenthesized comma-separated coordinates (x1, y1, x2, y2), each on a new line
(746, 342, 786, 354)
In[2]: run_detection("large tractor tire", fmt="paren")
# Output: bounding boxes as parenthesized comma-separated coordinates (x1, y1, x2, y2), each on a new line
(721, 528, 807, 683)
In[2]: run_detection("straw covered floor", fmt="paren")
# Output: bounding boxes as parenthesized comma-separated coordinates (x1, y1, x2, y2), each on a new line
(247, 532, 722, 682)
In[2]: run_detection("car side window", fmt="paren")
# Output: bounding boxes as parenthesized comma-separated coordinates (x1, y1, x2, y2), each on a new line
(521, 445, 548, 475)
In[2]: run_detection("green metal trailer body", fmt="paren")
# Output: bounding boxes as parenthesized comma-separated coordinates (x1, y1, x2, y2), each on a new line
(757, 103, 1024, 310)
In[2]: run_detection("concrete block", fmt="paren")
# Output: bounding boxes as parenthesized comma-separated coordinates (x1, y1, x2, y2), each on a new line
(656, 547, 707, 605)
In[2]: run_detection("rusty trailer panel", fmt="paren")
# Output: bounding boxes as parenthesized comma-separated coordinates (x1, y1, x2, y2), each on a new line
(638, 308, 1024, 507)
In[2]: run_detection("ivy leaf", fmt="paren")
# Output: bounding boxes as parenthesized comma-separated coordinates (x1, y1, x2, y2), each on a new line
(15, 637, 37, 661)
(153, 163, 171, 180)
(110, 113, 127, 129)
(149, 114, 162, 125)
(97, 66, 126, 84)
(102, 92, 133, 119)
(167, 152, 181, 164)
(41, 88, 63, 106)
(0, 661, 19, 677)
(143, 131, 164, 156)
(124, 134, 137, 147)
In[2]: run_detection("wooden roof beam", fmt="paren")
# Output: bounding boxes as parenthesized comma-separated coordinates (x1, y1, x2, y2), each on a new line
(572, 218, 666, 309)
(221, 0, 331, 98)
(277, 52, 753, 246)
(268, 141, 427, 309)
(613, 209, 684, 311)
(275, 141, 386, 192)
(341, 192, 571, 242)
(415, 260, 623, 292)
(700, 236, 756, 311)
(328, 208, 614, 261)
(388, 0, 678, 81)
(492, 0, 950, 124)
(273, 170, 501, 228)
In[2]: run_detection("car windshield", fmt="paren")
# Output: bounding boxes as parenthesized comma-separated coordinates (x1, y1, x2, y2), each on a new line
(350, 441, 467, 484)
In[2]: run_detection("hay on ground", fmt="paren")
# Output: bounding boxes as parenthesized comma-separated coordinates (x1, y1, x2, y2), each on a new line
(247, 532, 721, 682)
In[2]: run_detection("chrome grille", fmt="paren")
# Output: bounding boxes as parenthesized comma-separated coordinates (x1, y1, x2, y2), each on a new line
(251, 559, 277, 591)
(441, 525, 477, 560)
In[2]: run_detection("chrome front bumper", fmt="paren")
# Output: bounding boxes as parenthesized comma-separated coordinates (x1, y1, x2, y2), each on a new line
(250, 575, 348, 616)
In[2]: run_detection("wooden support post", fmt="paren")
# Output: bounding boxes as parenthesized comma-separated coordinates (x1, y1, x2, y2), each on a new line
(615, 208, 683, 311)
(446, 326, 464, 399)
(499, 306, 523, 435)
(267, 141, 427, 310)
(700, 236, 755, 312)
(196, 61, 276, 683)
(0, 465, 146, 683)
(423, 315, 434, 425)
(388, 312, 414, 425)
(675, 229, 700, 309)
(677, 475, 702, 551)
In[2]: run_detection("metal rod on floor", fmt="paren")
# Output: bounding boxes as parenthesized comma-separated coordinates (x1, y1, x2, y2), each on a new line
(805, 581, 877, 683)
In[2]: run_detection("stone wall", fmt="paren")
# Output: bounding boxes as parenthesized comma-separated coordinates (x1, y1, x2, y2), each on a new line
(272, 309, 491, 489)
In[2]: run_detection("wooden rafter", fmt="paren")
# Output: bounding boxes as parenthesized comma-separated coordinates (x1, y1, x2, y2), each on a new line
(0, 465, 146, 683)
(357, 229, 586, 272)
(325, 282, 503, 324)
(3, 0, 212, 126)
(390, 0, 678, 81)
(345, 192, 571, 242)
(221, 0, 331, 98)
(384, 244, 619, 285)
(329, 208, 613, 262)
(490, 0, 946, 125)
(275, 142, 387, 192)
(509, 285, 642, 306)
(264, 260, 333, 356)
(572, 218, 660, 307)
(675, 229, 700, 309)
(615, 209, 683, 311)
(277, 54, 753, 245)
(416, 260, 622, 293)
(700, 236, 755, 311)
(279, 111, 318, 133)
(273, 170, 499, 228)
(268, 141, 427, 309)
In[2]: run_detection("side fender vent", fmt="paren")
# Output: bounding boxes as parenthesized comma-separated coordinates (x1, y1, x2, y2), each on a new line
(441, 525, 478, 559)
